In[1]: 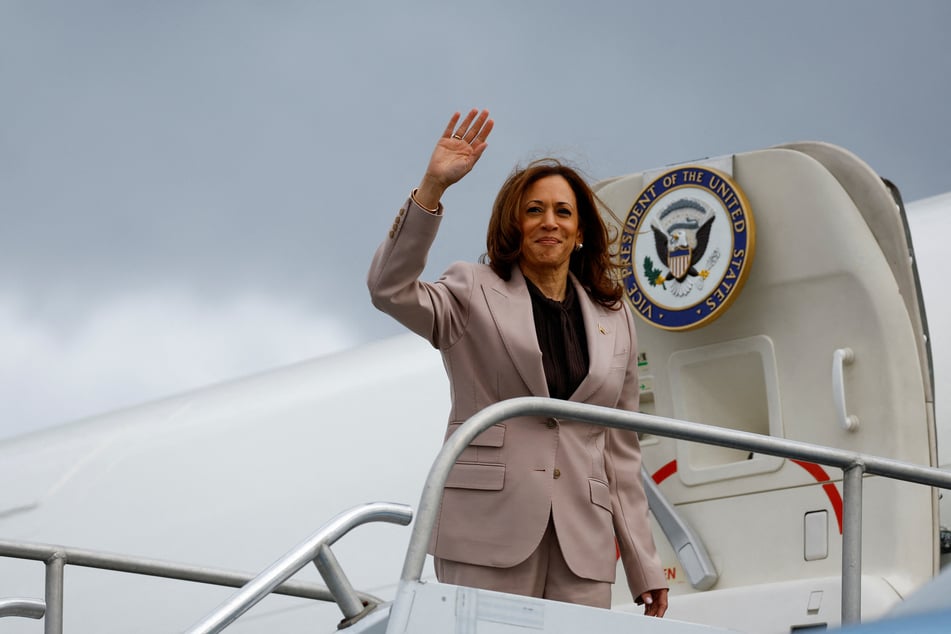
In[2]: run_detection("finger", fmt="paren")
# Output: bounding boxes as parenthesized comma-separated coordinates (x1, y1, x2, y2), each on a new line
(472, 116, 494, 145)
(463, 109, 490, 143)
(640, 592, 653, 616)
(469, 119, 494, 160)
(453, 108, 478, 140)
(442, 112, 462, 140)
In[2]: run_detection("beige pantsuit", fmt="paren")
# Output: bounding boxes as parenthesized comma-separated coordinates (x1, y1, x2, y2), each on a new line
(368, 196, 666, 603)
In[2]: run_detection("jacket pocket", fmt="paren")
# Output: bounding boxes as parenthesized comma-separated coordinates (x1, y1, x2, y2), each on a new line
(589, 478, 613, 513)
(446, 462, 505, 491)
(445, 422, 506, 447)
(446, 422, 506, 463)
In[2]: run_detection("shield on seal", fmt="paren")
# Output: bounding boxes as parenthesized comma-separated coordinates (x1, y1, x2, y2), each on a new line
(669, 247, 692, 280)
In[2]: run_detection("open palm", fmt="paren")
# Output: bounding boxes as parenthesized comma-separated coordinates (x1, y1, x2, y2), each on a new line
(415, 109, 494, 208)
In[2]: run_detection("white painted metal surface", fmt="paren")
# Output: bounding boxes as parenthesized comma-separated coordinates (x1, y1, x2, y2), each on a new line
(596, 147, 942, 632)
(0, 145, 948, 633)
(382, 581, 734, 634)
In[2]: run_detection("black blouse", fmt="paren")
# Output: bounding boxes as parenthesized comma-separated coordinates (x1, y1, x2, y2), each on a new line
(525, 277, 590, 400)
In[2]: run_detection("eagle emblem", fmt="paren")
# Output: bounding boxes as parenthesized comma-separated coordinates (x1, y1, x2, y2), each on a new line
(618, 165, 755, 331)
(650, 199, 716, 296)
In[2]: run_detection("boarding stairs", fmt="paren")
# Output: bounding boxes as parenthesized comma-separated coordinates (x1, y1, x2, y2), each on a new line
(2, 397, 951, 633)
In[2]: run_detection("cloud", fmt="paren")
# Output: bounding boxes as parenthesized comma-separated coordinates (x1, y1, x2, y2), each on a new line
(1, 0, 949, 441)
(0, 290, 354, 439)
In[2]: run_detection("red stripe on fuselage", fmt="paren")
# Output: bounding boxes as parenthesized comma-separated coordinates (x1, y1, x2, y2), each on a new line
(648, 458, 843, 534)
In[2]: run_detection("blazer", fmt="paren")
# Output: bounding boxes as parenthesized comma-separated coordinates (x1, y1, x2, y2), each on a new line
(367, 196, 666, 600)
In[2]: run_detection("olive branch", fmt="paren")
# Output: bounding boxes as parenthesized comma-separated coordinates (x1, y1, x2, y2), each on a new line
(643, 256, 667, 289)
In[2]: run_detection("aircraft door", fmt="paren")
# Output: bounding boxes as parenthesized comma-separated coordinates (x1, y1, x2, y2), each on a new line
(595, 144, 937, 606)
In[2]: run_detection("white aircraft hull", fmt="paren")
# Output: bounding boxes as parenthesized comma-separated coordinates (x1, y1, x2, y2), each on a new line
(0, 145, 948, 633)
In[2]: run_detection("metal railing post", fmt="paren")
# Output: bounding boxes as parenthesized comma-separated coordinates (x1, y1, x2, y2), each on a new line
(186, 502, 411, 634)
(313, 543, 365, 619)
(841, 462, 865, 625)
(44, 551, 65, 634)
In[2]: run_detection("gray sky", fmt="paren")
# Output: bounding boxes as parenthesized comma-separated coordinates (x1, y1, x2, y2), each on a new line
(2, 0, 950, 438)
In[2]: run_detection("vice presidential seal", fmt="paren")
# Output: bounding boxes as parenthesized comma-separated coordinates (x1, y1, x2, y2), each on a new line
(619, 166, 755, 330)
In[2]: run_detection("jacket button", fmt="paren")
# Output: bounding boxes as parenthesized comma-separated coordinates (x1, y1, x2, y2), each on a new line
(546, 418, 557, 429)
(553, 468, 561, 479)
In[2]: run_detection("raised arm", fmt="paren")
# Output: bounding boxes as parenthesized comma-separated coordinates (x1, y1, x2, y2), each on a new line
(413, 109, 494, 211)
(368, 109, 494, 347)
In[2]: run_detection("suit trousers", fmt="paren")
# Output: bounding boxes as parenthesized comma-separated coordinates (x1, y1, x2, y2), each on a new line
(434, 513, 612, 609)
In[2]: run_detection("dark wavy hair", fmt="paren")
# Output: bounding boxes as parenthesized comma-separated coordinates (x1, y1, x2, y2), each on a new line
(481, 159, 622, 309)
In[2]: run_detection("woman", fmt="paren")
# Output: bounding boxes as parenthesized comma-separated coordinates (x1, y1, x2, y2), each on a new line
(368, 109, 668, 614)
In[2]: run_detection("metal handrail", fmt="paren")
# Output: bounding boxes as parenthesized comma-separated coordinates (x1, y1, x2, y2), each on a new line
(186, 501, 412, 634)
(396, 396, 951, 628)
(641, 466, 717, 590)
(0, 502, 410, 634)
(0, 541, 378, 605)
(0, 597, 45, 620)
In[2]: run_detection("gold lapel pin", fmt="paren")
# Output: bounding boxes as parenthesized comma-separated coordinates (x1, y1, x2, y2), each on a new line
(598, 324, 607, 335)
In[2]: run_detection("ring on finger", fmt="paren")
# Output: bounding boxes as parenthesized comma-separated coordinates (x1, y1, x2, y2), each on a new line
(452, 133, 464, 139)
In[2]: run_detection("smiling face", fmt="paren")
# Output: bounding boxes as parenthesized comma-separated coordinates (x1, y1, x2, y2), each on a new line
(517, 174, 582, 285)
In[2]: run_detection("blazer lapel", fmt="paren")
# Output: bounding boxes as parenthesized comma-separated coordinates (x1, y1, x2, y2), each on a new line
(482, 267, 549, 397)
(570, 274, 616, 404)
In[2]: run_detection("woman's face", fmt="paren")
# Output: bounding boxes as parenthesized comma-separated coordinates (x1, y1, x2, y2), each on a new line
(517, 175, 582, 279)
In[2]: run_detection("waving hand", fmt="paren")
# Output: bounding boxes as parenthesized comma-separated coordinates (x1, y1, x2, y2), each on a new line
(415, 109, 494, 210)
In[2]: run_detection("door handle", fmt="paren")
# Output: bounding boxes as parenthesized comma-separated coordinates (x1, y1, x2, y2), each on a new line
(833, 348, 859, 432)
